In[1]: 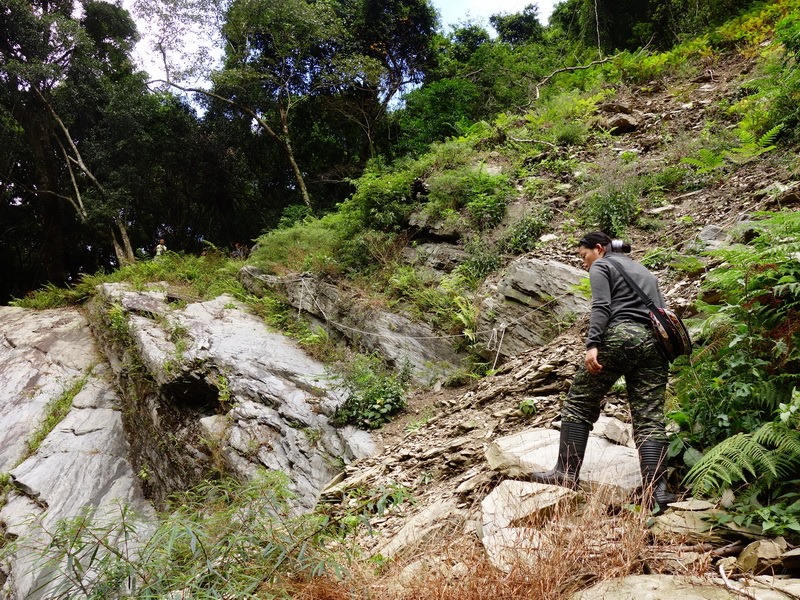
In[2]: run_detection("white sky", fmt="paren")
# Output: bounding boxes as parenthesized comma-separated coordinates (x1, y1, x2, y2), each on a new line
(126, 0, 560, 82)
(434, 0, 558, 29)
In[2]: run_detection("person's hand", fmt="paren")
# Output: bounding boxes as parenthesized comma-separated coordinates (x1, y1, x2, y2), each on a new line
(585, 347, 602, 374)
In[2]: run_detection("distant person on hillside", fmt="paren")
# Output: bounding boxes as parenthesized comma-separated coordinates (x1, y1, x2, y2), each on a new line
(529, 231, 676, 516)
(232, 242, 248, 260)
(154, 238, 167, 257)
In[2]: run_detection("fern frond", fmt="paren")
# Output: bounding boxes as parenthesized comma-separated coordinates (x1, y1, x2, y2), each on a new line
(748, 381, 794, 413)
(683, 432, 780, 495)
(758, 124, 783, 148)
(736, 129, 757, 146)
(753, 421, 800, 455)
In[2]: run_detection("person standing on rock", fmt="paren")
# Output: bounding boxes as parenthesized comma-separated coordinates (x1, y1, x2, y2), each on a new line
(529, 231, 677, 515)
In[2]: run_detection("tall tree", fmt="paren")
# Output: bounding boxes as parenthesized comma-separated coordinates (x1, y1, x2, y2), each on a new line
(489, 4, 544, 45)
(0, 0, 140, 282)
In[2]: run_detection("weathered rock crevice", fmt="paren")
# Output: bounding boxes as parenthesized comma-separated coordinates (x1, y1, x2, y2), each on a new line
(86, 282, 373, 513)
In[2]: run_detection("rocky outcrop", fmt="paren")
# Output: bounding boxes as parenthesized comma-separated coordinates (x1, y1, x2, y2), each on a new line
(239, 267, 467, 385)
(87, 283, 373, 512)
(477, 258, 591, 362)
(0, 307, 154, 600)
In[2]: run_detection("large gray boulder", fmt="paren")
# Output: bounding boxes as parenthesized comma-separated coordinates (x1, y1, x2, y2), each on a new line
(239, 268, 466, 385)
(485, 427, 641, 502)
(88, 283, 373, 512)
(0, 307, 155, 600)
(477, 258, 591, 362)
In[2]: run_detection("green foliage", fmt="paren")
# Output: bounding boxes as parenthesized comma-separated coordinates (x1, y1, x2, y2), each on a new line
(581, 184, 641, 237)
(683, 417, 800, 493)
(277, 204, 313, 229)
(499, 205, 554, 254)
(552, 121, 589, 146)
(13, 251, 251, 309)
(680, 148, 726, 174)
(671, 211, 800, 514)
(5, 472, 353, 598)
(455, 237, 503, 288)
(681, 123, 783, 176)
(519, 398, 538, 416)
(250, 216, 342, 276)
(332, 355, 411, 429)
(425, 166, 511, 229)
(342, 165, 416, 231)
(10, 280, 100, 309)
(396, 78, 483, 154)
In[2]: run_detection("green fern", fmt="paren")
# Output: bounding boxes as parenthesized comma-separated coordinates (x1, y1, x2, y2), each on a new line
(681, 148, 726, 173)
(683, 423, 800, 495)
(726, 124, 782, 164)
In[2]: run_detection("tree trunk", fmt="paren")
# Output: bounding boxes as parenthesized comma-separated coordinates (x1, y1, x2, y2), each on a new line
(279, 105, 313, 209)
(111, 219, 136, 266)
(22, 108, 69, 284)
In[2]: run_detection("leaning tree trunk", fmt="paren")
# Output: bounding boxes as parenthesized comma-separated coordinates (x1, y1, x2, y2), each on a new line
(110, 219, 136, 266)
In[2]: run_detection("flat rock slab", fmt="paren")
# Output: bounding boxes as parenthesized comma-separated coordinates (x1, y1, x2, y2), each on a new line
(486, 428, 640, 500)
(0, 305, 155, 600)
(0, 306, 96, 470)
(573, 574, 800, 599)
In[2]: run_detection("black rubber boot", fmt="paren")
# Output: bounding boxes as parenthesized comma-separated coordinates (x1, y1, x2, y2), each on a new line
(638, 439, 677, 516)
(529, 421, 591, 489)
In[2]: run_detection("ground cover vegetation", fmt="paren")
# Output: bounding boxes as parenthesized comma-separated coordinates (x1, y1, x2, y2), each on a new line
(4, 0, 800, 595)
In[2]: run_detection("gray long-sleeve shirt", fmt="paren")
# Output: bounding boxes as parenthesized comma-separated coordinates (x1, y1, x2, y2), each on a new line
(585, 254, 666, 349)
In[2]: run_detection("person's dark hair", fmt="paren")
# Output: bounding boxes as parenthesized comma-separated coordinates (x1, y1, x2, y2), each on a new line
(578, 231, 631, 254)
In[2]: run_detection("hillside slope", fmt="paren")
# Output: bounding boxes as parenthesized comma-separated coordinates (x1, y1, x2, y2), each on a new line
(317, 47, 800, 584)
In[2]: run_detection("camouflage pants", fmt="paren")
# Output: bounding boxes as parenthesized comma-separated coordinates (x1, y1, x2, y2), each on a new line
(562, 322, 669, 445)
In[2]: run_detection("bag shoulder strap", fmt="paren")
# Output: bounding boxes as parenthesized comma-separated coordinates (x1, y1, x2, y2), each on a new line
(604, 256, 658, 311)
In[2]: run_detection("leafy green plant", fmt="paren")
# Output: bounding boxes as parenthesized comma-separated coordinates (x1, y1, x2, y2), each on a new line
(424, 167, 511, 230)
(680, 148, 726, 174)
(107, 302, 129, 337)
(332, 355, 412, 429)
(519, 398, 537, 416)
(499, 205, 554, 254)
(671, 211, 800, 516)
(582, 185, 641, 237)
(4, 472, 352, 598)
(455, 237, 502, 287)
(552, 121, 589, 146)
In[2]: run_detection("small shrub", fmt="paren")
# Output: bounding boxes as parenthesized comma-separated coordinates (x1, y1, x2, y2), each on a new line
(552, 121, 589, 146)
(581, 185, 641, 237)
(426, 167, 511, 228)
(466, 192, 507, 229)
(332, 355, 412, 429)
(647, 165, 690, 192)
(500, 205, 554, 254)
(455, 237, 502, 287)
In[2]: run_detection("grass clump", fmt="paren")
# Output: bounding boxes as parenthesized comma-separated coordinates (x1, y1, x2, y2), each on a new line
(25, 372, 91, 457)
(12, 249, 248, 309)
(5, 472, 357, 599)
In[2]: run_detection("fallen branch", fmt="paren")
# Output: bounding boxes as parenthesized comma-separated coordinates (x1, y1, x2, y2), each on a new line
(717, 564, 758, 600)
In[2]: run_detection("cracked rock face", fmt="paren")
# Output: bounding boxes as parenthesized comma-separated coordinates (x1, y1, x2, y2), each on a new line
(90, 283, 374, 512)
(0, 307, 154, 600)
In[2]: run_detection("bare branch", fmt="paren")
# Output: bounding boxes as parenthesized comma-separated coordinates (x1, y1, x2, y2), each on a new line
(534, 54, 619, 99)
(54, 135, 87, 220)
